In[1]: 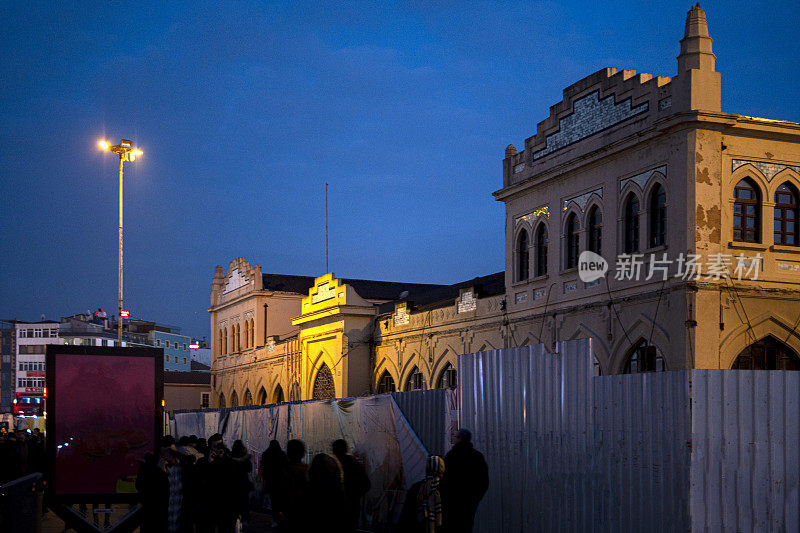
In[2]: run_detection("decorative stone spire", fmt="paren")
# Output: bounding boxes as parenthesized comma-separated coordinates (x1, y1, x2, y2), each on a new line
(672, 4, 720, 112)
(677, 4, 715, 72)
(505, 144, 517, 158)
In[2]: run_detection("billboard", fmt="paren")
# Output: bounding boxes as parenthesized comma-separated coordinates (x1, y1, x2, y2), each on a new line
(46, 345, 163, 502)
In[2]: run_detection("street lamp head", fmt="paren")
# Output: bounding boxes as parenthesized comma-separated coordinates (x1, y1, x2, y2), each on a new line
(98, 140, 110, 150)
(129, 148, 143, 162)
(120, 139, 133, 149)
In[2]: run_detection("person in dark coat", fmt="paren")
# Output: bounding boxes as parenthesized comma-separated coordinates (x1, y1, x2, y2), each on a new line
(282, 439, 309, 532)
(231, 440, 253, 528)
(440, 429, 488, 533)
(332, 439, 371, 531)
(308, 453, 348, 533)
(135, 451, 169, 533)
(260, 440, 288, 525)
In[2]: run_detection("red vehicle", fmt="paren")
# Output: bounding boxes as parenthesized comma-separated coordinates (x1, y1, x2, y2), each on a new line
(13, 391, 45, 416)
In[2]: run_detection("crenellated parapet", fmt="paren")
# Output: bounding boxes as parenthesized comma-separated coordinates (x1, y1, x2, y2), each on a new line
(505, 67, 673, 186)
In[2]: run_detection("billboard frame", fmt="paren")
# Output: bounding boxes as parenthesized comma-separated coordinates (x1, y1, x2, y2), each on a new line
(45, 344, 163, 505)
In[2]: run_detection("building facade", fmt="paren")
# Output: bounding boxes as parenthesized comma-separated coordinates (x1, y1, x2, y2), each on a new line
(209, 6, 800, 407)
(151, 330, 192, 371)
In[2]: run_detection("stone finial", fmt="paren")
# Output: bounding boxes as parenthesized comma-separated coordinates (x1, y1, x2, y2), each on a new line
(505, 144, 517, 158)
(677, 3, 715, 72)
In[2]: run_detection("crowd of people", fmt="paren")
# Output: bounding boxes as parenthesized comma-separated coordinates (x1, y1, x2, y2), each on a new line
(0, 428, 45, 484)
(136, 428, 488, 533)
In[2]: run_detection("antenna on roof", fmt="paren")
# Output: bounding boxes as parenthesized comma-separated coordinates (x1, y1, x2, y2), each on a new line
(399, 291, 409, 299)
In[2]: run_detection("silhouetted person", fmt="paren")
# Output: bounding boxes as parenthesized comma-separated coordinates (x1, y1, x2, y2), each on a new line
(231, 439, 253, 528)
(441, 429, 488, 533)
(398, 455, 445, 533)
(282, 439, 309, 532)
(136, 451, 168, 533)
(260, 439, 288, 526)
(308, 453, 347, 533)
(332, 439, 371, 531)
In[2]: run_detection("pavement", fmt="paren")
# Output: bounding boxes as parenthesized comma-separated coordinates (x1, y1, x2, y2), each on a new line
(41, 507, 279, 532)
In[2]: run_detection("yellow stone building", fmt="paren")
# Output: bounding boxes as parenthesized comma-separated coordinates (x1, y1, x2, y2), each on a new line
(209, 6, 800, 407)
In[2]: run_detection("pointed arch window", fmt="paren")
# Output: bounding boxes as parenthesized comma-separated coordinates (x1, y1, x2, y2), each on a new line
(588, 206, 602, 255)
(218, 393, 226, 409)
(566, 213, 580, 269)
(244, 321, 250, 349)
(406, 366, 426, 391)
(223, 328, 228, 355)
(437, 363, 458, 389)
(649, 184, 666, 247)
(230, 391, 239, 408)
(250, 318, 255, 346)
(774, 182, 798, 246)
(535, 224, 548, 276)
(516, 229, 529, 281)
(377, 370, 396, 393)
(732, 336, 800, 370)
(623, 340, 665, 373)
(733, 178, 760, 243)
(218, 329, 224, 356)
(624, 194, 640, 253)
(312, 363, 335, 399)
(273, 384, 285, 403)
(243, 389, 253, 406)
(257, 386, 267, 405)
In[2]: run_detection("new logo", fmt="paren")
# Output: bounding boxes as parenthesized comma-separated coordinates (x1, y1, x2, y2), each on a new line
(578, 251, 608, 283)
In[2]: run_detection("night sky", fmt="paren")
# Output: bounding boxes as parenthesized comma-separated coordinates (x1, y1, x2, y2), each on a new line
(2, 1, 798, 339)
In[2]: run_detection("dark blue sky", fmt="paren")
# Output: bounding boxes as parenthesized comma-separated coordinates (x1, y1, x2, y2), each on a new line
(2, 1, 798, 339)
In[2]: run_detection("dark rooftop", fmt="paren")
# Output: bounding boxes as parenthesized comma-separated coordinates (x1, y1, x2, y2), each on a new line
(262, 273, 449, 302)
(377, 271, 506, 315)
(164, 370, 211, 385)
(190, 360, 211, 371)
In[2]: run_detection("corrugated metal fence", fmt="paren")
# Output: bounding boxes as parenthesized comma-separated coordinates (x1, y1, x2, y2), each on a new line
(391, 388, 455, 456)
(459, 340, 799, 532)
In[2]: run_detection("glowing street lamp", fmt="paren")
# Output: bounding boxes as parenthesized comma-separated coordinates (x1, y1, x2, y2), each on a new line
(98, 139, 143, 344)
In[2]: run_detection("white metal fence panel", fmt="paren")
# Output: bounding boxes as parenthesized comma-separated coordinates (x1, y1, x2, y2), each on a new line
(690, 370, 800, 532)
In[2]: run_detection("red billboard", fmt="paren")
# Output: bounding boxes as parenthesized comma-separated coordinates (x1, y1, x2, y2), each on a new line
(46, 345, 163, 502)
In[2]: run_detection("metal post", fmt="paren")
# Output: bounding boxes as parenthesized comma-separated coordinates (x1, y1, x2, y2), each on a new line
(118, 154, 124, 345)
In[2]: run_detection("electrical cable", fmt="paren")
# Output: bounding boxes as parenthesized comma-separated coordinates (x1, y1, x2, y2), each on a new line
(604, 275, 633, 348)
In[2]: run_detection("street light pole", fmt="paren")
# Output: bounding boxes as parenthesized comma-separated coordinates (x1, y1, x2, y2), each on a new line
(98, 139, 143, 345)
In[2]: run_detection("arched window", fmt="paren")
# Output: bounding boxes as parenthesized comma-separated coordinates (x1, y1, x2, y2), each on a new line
(218, 330, 223, 356)
(243, 389, 253, 406)
(312, 364, 335, 400)
(250, 318, 255, 347)
(244, 321, 250, 349)
(230, 391, 239, 408)
(377, 370, 396, 393)
(406, 367, 426, 391)
(516, 229, 529, 281)
(624, 194, 640, 253)
(566, 213, 580, 268)
(649, 184, 666, 247)
(218, 393, 226, 409)
(437, 363, 457, 389)
(236, 324, 241, 352)
(535, 224, 548, 276)
(732, 336, 800, 370)
(623, 340, 666, 374)
(588, 206, 602, 255)
(733, 178, 760, 242)
(273, 384, 285, 403)
(257, 386, 267, 405)
(223, 328, 228, 355)
(774, 182, 798, 246)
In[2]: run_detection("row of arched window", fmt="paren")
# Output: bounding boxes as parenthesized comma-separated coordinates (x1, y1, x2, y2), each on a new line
(375, 363, 457, 393)
(734, 179, 798, 245)
(516, 184, 667, 281)
(218, 318, 256, 356)
(218, 383, 286, 408)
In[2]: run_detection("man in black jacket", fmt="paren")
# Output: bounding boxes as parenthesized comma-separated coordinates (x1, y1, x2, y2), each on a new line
(441, 429, 488, 532)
